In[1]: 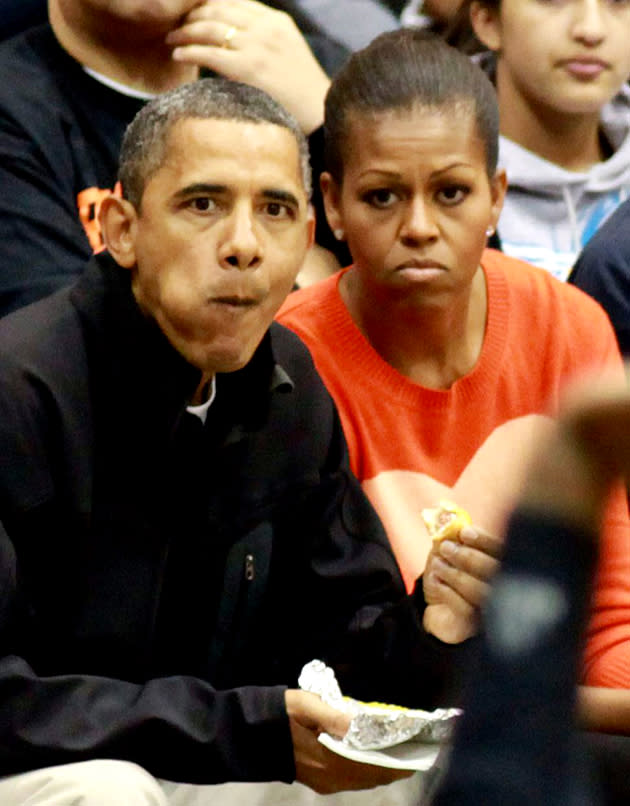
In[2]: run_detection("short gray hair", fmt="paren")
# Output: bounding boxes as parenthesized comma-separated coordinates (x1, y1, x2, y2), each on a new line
(119, 77, 312, 208)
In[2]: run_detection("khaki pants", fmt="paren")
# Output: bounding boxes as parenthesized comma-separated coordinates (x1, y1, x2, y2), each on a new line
(0, 760, 425, 806)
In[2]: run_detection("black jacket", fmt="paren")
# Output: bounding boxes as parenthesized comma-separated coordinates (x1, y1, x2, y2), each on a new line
(0, 252, 466, 783)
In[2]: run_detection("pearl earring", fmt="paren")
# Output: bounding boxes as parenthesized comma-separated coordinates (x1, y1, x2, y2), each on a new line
(486, 225, 496, 237)
(333, 229, 345, 241)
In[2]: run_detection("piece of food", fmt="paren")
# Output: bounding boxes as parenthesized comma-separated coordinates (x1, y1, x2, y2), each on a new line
(421, 499, 472, 543)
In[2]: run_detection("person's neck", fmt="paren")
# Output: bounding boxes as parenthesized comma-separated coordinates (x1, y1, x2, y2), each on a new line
(340, 266, 488, 390)
(496, 66, 606, 172)
(49, 2, 199, 94)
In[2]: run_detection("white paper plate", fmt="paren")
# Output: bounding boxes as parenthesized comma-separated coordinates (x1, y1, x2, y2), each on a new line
(318, 733, 445, 771)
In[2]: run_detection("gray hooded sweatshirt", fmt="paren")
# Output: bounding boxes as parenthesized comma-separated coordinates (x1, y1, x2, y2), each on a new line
(478, 54, 630, 281)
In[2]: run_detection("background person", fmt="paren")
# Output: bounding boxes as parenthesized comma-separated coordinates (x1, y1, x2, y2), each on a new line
(0, 0, 340, 316)
(451, 0, 630, 282)
(568, 196, 630, 360)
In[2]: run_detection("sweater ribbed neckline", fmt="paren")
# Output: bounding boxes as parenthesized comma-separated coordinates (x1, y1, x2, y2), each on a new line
(323, 255, 510, 411)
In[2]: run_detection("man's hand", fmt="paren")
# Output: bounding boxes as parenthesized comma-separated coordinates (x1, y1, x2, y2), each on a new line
(423, 525, 502, 644)
(167, 0, 331, 133)
(284, 689, 414, 793)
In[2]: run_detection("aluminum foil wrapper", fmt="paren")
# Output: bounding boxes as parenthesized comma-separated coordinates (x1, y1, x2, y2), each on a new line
(298, 659, 461, 751)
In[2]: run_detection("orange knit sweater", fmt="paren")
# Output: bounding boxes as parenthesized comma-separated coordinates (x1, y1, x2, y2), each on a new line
(278, 249, 630, 687)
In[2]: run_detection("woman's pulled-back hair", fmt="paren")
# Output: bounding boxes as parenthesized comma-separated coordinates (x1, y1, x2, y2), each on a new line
(324, 28, 499, 183)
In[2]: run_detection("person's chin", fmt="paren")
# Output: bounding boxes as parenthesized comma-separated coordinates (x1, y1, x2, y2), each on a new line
(187, 342, 258, 376)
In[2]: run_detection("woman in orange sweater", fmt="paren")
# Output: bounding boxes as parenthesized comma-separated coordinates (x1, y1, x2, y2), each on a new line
(277, 28, 630, 732)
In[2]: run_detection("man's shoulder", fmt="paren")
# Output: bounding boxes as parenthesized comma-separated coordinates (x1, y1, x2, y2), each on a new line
(0, 25, 77, 110)
(269, 320, 321, 379)
(575, 199, 630, 270)
(0, 284, 83, 377)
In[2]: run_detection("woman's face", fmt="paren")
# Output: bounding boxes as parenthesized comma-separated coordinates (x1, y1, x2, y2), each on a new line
(472, 0, 630, 117)
(322, 106, 505, 310)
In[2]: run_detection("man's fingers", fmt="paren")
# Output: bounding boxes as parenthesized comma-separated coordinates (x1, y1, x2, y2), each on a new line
(284, 689, 350, 738)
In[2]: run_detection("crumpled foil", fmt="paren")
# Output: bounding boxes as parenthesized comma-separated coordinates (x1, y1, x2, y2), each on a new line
(298, 659, 461, 751)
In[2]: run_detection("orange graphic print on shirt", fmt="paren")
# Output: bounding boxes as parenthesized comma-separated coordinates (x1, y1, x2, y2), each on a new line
(362, 414, 547, 592)
(77, 182, 122, 253)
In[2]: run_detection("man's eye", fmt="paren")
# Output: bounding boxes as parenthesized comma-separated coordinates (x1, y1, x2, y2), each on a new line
(189, 197, 216, 212)
(363, 189, 398, 209)
(437, 186, 469, 205)
(265, 202, 293, 218)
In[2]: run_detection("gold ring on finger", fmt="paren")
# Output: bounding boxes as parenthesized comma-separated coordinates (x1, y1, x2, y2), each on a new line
(222, 25, 237, 48)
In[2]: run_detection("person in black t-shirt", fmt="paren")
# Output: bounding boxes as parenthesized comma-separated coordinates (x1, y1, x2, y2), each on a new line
(0, 0, 343, 317)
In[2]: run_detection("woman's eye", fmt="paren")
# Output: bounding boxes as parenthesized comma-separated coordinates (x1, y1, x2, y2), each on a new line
(364, 189, 398, 208)
(437, 186, 469, 205)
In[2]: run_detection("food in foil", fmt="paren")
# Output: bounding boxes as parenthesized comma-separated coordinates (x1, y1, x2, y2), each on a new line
(421, 499, 472, 544)
(298, 660, 461, 751)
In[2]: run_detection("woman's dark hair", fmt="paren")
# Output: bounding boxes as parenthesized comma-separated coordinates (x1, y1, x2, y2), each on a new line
(324, 28, 499, 183)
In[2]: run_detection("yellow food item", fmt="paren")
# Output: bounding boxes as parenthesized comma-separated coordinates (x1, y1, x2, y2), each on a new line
(354, 699, 407, 712)
(421, 500, 472, 543)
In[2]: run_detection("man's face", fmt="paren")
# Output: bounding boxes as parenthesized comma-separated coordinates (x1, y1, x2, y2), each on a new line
(119, 117, 313, 374)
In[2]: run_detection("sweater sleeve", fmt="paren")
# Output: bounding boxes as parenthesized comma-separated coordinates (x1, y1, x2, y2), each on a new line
(574, 317, 630, 687)
(582, 483, 630, 687)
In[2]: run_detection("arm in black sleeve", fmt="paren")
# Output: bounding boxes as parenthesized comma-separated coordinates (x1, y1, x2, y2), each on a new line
(0, 109, 94, 315)
(0, 510, 296, 783)
(0, 347, 297, 784)
(569, 202, 630, 359)
(431, 508, 600, 806)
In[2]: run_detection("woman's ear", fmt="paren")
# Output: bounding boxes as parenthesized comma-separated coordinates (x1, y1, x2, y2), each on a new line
(99, 194, 138, 269)
(470, 1, 502, 52)
(320, 172, 345, 242)
(306, 203, 316, 249)
(489, 168, 507, 229)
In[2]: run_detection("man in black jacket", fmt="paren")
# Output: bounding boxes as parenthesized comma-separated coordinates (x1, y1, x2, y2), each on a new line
(0, 77, 468, 804)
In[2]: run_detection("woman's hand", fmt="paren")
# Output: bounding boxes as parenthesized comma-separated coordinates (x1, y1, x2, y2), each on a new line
(167, 0, 331, 133)
(423, 525, 502, 644)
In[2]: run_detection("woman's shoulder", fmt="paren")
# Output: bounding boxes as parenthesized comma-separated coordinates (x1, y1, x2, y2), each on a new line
(483, 248, 612, 322)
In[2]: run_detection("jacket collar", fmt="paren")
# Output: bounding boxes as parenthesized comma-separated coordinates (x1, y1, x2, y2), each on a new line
(70, 251, 293, 424)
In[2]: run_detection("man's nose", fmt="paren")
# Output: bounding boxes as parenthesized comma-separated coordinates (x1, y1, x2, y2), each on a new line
(219, 203, 263, 270)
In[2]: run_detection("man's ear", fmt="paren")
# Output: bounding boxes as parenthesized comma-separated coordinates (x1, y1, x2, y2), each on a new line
(99, 194, 139, 269)
(470, 1, 502, 52)
(320, 172, 345, 242)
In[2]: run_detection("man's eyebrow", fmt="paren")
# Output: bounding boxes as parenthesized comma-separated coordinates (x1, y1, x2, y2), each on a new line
(261, 189, 300, 208)
(173, 183, 227, 199)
